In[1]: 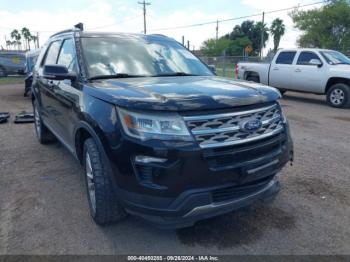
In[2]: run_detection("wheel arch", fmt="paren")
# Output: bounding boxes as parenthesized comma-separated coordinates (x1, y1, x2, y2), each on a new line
(325, 77, 350, 94)
(74, 121, 106, 165)
(244, 71, 260, 81)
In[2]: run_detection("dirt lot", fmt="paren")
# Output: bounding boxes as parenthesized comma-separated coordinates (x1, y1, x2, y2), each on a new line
(0, 84, 349, 255)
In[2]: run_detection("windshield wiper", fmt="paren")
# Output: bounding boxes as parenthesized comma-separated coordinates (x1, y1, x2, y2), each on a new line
(88, 73, 146, 81)
(152, 72, 199, 77)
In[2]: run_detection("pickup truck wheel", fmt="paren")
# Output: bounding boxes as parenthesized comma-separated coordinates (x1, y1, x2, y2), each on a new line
(33, 100, 56, 144)
(83, 138, 127, 225)
(246, 76, 260, 83)
(327, 83, 350, 108)
(0, 66, 7, 77)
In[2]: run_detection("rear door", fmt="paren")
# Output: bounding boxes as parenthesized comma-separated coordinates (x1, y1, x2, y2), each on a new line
(269, 51, 297, 89)
(292, 51, 326, 93)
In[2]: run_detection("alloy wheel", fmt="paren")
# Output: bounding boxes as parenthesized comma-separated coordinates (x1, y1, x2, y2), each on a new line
(330, 88, 345, 106)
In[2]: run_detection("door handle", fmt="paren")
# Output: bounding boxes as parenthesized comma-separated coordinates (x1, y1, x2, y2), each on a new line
(295, 68, 301, 72)
(273, 67, 279, 71)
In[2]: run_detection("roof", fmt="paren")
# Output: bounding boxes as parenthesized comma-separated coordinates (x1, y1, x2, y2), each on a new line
(279, 48, 335, 52)
(50, 29, 171, 41)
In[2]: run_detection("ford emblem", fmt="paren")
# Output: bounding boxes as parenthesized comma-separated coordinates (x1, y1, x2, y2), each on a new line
(241, 119, 262, 132)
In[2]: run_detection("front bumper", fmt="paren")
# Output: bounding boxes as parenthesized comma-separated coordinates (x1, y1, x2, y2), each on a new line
(107, 120, 293, 228)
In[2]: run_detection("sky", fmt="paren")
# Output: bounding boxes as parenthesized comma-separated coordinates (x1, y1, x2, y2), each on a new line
(0, 0, 325, 55)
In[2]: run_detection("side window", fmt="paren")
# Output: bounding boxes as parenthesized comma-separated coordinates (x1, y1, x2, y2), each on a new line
(57, 39, 78, 73)
(43, 41, 61, 65)
(275, 52, 297, 65)
(297, 52, 320, 65)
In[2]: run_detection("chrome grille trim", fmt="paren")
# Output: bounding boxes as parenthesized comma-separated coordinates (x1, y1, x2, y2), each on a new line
(183, 104, 276, 121)
(183, 103, 284, 149)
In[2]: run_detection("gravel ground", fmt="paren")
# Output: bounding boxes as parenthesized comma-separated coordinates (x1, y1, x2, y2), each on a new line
(0, 84, 349, 255)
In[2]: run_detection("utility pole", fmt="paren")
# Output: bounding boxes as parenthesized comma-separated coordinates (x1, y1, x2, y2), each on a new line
(187, 40, 190, 50)
(36, 32, 40, 48)
(260, 11, 265, 59)
(138, 0, 151, 34)
(182, 35, 184, 45)
(216, 20, 219, 41)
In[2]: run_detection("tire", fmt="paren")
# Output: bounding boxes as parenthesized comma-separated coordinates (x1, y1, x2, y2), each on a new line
(0, 66, 7, 77)
(246, 75, 260, 83)
(83, 138, 127, 225)
(326, 83, 350, 108)
(278, 90, 286, 96)
(33, 100, 56, 144)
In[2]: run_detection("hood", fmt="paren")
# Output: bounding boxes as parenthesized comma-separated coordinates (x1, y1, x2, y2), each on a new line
(329, 64, 350, 74)
(84, 76, 281, 111)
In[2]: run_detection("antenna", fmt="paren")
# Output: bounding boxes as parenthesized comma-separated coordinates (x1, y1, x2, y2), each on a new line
(74, 23, 84, 31)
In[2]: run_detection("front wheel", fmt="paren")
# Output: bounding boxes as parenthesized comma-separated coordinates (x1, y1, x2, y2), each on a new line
(326, 83, 350, 108)
(83, 138, 127, 225)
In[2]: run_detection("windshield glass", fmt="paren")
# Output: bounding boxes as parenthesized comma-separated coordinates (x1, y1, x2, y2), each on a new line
(81, 36, 213, 78)
(320, 51, 350, 65)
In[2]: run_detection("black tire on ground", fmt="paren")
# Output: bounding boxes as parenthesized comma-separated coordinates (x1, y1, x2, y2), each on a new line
(83, 138, 127, 225)
(279, 90, 286, 95)
(326, 83, 350, 108)
(33, 100, 56, 144)
(0, 66, 7, 77)
(246, 75, 260, 83)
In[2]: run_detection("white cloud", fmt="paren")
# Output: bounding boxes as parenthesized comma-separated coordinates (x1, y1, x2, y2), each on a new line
(0, 0, 325, 54)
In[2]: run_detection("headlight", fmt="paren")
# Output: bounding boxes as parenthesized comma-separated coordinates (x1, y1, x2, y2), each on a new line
(117, 107, 193, 141)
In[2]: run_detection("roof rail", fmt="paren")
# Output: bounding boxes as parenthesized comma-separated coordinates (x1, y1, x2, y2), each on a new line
(50, 23, 84, 38)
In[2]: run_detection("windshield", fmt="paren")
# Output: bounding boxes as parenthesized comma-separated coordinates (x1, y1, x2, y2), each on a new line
(320, 51, 350, 65)
(81, 36, 213, 78)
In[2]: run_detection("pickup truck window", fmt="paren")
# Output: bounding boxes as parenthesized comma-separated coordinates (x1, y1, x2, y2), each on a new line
(275, 52, 296, 65)
(81, 37, 213, 78)
(297, 52, 320, 65)
(320, 50, 350, 65)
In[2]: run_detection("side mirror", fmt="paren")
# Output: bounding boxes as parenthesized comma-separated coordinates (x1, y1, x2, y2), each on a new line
(43, 65, 76, 80)
(208, 64, 216, 74)
(309, 59, 322, 67)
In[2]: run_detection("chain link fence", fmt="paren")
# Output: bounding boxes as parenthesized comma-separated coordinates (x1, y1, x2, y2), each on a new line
(199, 56, 265, 78)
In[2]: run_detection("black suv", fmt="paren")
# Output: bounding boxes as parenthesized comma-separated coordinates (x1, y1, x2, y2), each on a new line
(31, 28, 293, 228)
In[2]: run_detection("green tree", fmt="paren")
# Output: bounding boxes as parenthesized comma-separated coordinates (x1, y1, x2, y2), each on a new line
(201, 38, 232, 56)
(31, 35, 38, 49)
(270, 18, 285, 53)
(224, 20, 269, 56)
(21, 27, 32, 50)
(291, 0, 350, 53)
(10, 29, 21, 50)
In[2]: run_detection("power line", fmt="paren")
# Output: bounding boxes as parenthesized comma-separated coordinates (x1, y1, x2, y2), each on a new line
(138, 0, 151, 34)
(88, 15, 142, 30)
(149, 1, 327, 32)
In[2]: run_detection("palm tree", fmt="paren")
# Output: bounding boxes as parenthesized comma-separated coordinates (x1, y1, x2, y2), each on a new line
(10, 29, 22, 50)
(31, 35, 38, 49)
(6, 40, 12, 50)
(270, 18, 285, 53)
(21, 27, 32, 50)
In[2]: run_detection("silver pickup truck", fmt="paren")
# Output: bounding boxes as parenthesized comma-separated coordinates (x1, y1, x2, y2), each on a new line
(0, 51, 26, 77)
(237, 48, 350, 108)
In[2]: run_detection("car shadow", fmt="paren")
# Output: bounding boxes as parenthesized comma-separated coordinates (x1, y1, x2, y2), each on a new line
(282, 93, 327, 107)
(176, 202, 297, 249)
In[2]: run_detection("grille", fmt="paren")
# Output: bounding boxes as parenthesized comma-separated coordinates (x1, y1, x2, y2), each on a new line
(184, 103, 284, 148)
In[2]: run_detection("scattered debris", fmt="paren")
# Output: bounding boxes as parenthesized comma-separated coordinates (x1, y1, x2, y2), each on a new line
(0, 112, 10, 124)
(14, 111, 35, 124)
